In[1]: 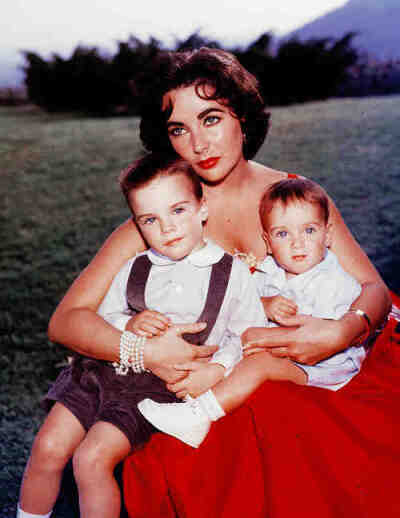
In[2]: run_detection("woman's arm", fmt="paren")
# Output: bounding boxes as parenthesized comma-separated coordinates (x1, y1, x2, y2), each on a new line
(48, 219, 216, 379)
(327, 197, 391, 330)
(48, 219, 145, 357)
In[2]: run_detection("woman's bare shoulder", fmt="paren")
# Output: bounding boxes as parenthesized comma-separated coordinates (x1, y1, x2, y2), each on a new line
(249, 161, 293, 187)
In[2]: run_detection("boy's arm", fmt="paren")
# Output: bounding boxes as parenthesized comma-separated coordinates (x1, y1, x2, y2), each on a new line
(210, 261, 268, 375)
(97, 259, 134, 331)
(167, 261, 268, 397)
(243, 263, 364, 356)
(312, 271, 362, 321)
(167, 362, 226, 399)
(97, 258, 171, 339)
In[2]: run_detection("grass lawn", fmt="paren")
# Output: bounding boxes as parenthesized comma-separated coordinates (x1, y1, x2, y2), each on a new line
(1, 95, 399, 516)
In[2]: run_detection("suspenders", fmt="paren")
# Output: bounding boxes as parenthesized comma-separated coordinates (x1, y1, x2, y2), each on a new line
(126, 253, 233, 345)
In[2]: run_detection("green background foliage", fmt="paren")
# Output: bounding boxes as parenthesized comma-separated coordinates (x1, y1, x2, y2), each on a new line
(1, 95, 399, 516)
(22, 33, 360, 114)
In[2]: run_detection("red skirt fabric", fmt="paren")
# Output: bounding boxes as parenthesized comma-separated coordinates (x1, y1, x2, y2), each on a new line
(123, 292, 400, 518)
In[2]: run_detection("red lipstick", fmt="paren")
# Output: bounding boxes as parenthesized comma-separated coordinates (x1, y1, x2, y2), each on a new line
(198, 157, 220, 170)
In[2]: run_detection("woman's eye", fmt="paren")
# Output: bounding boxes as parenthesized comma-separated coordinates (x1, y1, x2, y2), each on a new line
(169, 127, 186, 137)
(204, 115, 220, 126)
(143, 217, 156, 225)
(173, 207, 185, 215)
(276, 230, 288, 238)
(305, 227, 316, 234)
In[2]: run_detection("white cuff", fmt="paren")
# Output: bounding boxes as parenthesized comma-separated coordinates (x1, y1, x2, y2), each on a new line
(210, 357, 233, 377)
(103, 314, 132, 331)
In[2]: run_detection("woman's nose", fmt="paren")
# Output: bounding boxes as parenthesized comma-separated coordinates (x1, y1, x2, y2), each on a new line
(192, 130, 208, 154)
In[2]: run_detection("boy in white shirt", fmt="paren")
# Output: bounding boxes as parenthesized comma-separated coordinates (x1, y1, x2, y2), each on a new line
(17, 153, 266, 518)
(140, 178, 370, 447)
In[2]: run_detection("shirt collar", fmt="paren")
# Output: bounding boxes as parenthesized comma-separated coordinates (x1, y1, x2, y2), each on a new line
(147, 239, 225, 268)
(257, 248, 332, 277)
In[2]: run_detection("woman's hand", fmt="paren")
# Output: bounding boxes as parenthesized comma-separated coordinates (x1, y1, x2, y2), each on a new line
(145, 323, 218, 383)
(243, 315, 347, 365)
(167, 362, 226, 399)
(126, 310, 171, 337)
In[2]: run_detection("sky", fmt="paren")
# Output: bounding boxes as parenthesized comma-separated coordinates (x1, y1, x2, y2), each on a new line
(1, 0, 347, 87)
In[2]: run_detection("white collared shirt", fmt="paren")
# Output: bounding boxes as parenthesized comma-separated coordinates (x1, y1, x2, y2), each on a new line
(253, 249, 361, 320)
(98, 240, 267, 374)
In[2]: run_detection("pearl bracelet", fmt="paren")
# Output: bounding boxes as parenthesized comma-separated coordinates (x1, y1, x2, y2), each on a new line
(113, 331, 148, 375)
(131, 335, 148, 373)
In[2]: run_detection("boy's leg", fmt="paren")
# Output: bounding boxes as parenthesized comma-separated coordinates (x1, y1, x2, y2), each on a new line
(214, 351, 307, 413)
(19, 402, 86, 516)
(139, 352, 306, 447)
(73, 421, 131, 518)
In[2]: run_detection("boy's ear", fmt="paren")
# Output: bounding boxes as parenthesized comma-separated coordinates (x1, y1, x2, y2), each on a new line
(199, 200, 208, 222)
(262, 230, 272, 254)
(325, 222, 333, 248)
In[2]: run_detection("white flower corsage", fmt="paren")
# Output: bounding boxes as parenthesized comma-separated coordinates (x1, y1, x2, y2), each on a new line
(233, 250, 262, 274)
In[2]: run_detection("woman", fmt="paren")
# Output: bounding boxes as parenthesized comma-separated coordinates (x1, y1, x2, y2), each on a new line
(48, 48, 398, 517)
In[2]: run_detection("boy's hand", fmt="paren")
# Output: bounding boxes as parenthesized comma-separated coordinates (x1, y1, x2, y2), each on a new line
(263, 295, 298, 325)
(167, 362, 225, 399)
(126, 310, 171, 337)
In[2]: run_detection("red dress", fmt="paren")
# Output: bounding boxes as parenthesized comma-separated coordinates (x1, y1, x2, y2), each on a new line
(123, 176, 399, 518)
(123, 291, 400, 518)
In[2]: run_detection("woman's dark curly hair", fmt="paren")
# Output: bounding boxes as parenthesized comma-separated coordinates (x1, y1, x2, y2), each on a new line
(138, 47, 270, 160)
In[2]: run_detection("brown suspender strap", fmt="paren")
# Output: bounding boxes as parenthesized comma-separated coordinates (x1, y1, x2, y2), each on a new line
(126, 255, 152, 313)
(182, 253, 233, 345)
(126, 253, 234, 345)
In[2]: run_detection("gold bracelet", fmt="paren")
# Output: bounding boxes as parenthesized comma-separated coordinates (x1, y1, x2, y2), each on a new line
(346, 309, 371, 344)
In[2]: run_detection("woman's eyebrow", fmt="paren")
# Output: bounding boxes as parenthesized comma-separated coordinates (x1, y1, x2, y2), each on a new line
(166, 107, 225, 127)
(197, 107, 225, 119)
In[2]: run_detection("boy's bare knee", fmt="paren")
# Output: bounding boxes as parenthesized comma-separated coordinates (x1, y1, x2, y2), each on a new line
(31, 428, 71, 471)
(73, 440, 110, 484)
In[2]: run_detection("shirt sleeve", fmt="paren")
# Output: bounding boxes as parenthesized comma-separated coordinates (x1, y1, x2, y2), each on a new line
(253, 258, 283, 298)
(309, 267, 362, 320)
(97, 258, 134, 331)
(210, 260, 268, 375)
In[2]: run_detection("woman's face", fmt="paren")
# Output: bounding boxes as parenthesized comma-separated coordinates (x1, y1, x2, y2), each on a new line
(162, 85, 246, 184)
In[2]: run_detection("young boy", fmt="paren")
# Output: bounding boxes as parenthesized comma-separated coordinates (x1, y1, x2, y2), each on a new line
(139, 178, 370, 447)
(17, 153, 266, 518)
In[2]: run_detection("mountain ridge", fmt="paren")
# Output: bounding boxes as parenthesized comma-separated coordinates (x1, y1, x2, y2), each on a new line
(285, 0, 400, 60)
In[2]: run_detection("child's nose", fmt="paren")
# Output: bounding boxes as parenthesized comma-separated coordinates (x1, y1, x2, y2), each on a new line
(291, 233, 305, 248)
(160, 218, 176, 234)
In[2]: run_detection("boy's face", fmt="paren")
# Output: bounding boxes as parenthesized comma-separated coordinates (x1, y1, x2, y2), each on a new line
(129, 173, 208, 261)
(262, 200, 332, 278)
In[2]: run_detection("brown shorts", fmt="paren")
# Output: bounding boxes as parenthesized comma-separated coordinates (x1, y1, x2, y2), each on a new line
(43, 356, 180, 449)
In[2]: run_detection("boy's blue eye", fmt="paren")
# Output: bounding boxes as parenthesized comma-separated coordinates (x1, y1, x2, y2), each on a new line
(143, 217, 156, 225)
(173, 207, 185, 215)
(305, 227, 316, 234)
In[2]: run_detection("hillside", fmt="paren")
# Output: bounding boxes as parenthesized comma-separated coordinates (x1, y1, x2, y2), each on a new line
(286, 0, 400, 61)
